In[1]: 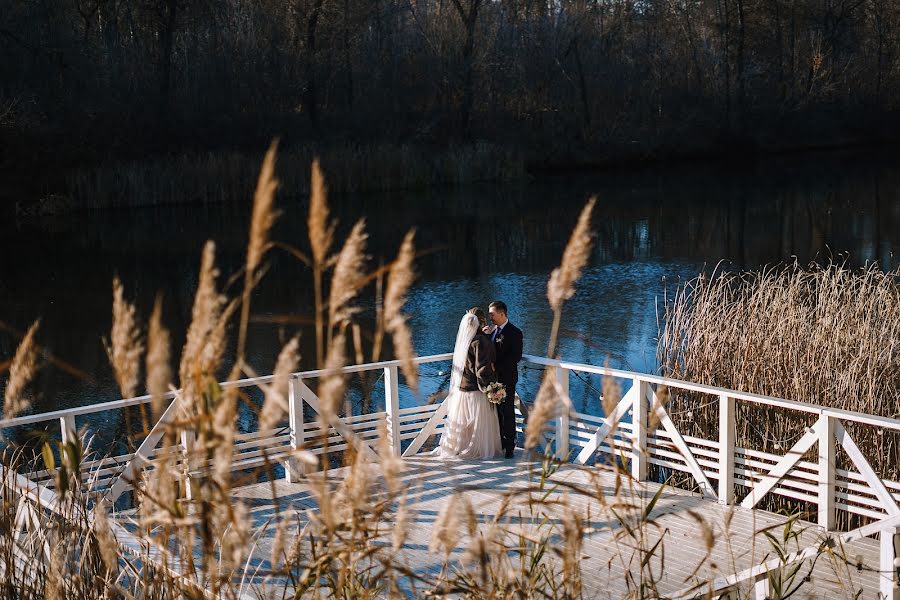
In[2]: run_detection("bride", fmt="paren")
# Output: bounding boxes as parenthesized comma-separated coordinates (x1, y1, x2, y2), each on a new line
(432, 308, 503, 459)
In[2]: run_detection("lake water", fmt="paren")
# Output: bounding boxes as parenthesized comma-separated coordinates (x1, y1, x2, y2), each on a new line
(1, 149, 898, 442)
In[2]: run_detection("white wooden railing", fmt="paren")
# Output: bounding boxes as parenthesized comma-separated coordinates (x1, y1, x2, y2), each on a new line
(1, 352, 898, 598)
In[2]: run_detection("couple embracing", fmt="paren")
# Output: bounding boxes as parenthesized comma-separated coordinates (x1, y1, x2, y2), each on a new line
(433, 301, 524, 460)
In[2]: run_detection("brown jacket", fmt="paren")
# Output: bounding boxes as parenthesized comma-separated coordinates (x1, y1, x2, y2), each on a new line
(459, 332, 497, 392)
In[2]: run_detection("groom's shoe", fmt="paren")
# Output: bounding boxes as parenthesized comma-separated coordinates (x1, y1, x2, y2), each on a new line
(504, 447, 515, 459)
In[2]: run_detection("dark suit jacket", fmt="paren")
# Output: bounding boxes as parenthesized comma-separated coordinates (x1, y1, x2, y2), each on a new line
(492, 322, 523, 385)
(459, 332, 497, 392)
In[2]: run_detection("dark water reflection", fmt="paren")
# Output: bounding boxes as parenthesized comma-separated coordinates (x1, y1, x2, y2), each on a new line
(0, 149, 898, 437)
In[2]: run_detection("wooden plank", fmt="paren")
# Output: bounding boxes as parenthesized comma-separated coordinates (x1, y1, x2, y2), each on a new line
(398, 404, 441, 417)
(224, 454, 891, 600)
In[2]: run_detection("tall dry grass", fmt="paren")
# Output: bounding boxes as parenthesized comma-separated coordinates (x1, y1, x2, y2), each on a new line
(2, 320, 40, 420)
(658, 262, 900, 518)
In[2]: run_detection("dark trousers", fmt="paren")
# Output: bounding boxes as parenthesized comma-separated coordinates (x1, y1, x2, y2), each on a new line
(497, 382, 517, 450)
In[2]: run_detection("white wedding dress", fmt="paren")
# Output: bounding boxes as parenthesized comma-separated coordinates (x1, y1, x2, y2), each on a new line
(432, 313, 503, 460)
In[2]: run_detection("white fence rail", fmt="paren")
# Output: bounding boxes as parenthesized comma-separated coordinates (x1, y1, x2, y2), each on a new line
(1, 351, 898, 597)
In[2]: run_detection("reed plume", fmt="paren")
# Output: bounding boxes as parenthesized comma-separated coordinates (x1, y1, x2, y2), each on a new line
(3, 319, 40, 420)
(146, 296, 171, 420)
(384, 230, 418, 391)
(220, 501, 250, 571)
(308, 159, 333, 269)
(328, 219, 369, 334)
(179, 241, 226, 408)
(601, 366, 621, 421)
(246, 141, 280, 278)
(238, 140, 280, 363)
(309, 159, 335, 367)
(318, 330, 348, 423)
(430, 493, 462, 558)
(392, 502, 411, 553)
(525, 368, 558, 450)
(547, 198, 596, 356)
(105, 277, 144, 399)
(212, 364, 241, 490)
(92, 500, 119, 574)
(561, 501, 585, 596)
(270, 517, 287, 568)
(376, 421, 404, 494)
(259, 336, 300, 432)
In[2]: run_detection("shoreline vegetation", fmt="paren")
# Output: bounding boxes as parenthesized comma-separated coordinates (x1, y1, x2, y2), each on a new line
(9, 134, 900, 216)
(658, 262, 900, 527)
(0, 145, 897, 597)
(7, 0, 900, 212)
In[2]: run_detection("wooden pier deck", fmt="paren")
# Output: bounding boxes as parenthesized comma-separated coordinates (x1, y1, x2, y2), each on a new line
(222, 452, 884, 598)
(5, 353, 900, 598)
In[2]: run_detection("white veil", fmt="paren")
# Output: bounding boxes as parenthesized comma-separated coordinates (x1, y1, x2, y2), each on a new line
(449, 312, 481, 393)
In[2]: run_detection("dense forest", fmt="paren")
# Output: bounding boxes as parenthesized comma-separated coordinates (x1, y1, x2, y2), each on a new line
(2, 0, 900, 174)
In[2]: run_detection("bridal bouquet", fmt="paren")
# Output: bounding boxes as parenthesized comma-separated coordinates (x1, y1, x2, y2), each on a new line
(485, 382, 507, 404)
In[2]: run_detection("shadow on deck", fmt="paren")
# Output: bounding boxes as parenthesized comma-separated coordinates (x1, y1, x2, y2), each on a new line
(161, 451, 883, 599)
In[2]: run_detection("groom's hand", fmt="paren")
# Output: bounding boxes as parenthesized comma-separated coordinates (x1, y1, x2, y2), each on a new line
(482, 325, 494, 334)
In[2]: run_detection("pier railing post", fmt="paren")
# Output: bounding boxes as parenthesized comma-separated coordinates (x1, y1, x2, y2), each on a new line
(59, 415, 76, 446)
(818, 414, 836, 530)
(180, 429, 197, 500)
(556, 367, 570, 460)
(385, 366, 401, 456)
(718, 394, 736, 504)
(880, 525, 900, 599)
(631, 378, 648, 481)
(285, 376, 306, 483)
(752, 572, 772, 599)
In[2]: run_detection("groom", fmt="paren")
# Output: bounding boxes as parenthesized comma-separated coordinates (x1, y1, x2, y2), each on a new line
(486, 301, 523, 458)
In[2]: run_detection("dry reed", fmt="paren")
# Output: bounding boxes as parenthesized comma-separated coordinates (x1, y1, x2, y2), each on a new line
(430, 492, 462, 558)
(238, 140, 280, 364)
(328, 219, 369, 333)
(318, 330, 348, 423)
(146, 296, 171, 420)
(178, 241, 226, 410)
(658, 262, 900, 517)
(259, 336, 300, 432)
(525, 368, 558, 450)
(309, 158, 334, 368)
(547, 198, 596, 358)
(92, 500, 119, 574)
(384, 230, 418, 391)
(46, 547, 63, 600)
(104, 277, 144, 399)
(3, 319, 40, 420)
